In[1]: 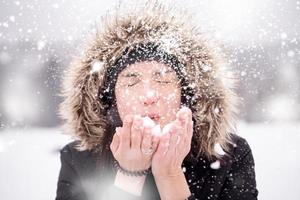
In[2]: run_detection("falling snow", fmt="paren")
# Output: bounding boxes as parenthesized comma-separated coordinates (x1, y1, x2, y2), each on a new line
(210, 160, 221, 170)
(90, 60, 104, 74)
(37, 40, 46, 50)
(214, 143, 226, 156)
(0, 0, 299, 199)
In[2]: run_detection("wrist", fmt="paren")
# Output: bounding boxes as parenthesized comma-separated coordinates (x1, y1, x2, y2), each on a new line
(154, 171, 191, 200)
(114, 170, 146, 196)
(152, 166, 183, 179)
(114, 160, 151, 177)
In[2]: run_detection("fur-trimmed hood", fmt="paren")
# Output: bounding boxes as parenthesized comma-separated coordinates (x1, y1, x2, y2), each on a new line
(59, 1, 239, 160)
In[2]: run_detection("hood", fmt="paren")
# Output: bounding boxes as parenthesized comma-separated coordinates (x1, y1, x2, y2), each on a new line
(59, 1, 239, 160)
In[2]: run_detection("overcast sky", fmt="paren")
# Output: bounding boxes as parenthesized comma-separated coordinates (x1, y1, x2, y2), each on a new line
(0, 0, 299, 45)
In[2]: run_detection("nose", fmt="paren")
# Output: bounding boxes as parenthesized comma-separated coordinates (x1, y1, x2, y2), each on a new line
(140, 90, 159, 105)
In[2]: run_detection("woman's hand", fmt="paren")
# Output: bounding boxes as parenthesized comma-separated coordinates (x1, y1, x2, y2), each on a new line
(151, 107, 193, 177)
(150, 107, 193, 200)
(110, 115, 159, 171)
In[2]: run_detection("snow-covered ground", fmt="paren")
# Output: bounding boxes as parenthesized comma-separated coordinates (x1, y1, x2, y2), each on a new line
(0, 122, 299, 200)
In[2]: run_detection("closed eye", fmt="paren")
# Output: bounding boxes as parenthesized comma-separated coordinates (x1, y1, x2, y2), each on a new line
(127, 81, 139, 86)
(123, 72, 139, 77)
(153, 69, 173, 76)
(156, 80, 171, 84)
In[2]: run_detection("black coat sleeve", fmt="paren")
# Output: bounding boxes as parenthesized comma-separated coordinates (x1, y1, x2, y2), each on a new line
(55, 145, 88, 200)
(55, 144, 143, 200)
(219, 137, 259, 200)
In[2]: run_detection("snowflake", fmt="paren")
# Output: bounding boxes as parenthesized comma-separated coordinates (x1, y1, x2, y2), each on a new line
(214, 143, 226, 156)
(90, 60, 104, 74)
(210, 160, 221, 169)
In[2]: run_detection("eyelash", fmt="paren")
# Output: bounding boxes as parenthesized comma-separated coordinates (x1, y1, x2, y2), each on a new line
(127, 80, 172, 87)
(156, 80, 171, 84)
(127, 82, 138, 87)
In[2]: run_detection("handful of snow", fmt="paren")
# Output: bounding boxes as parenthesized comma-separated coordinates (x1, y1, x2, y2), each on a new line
(141, 116, 175, 137)
(138, 106, 191, 137)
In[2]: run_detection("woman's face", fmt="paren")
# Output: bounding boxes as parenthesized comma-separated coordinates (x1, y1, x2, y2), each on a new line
(115, 61, 181, 127)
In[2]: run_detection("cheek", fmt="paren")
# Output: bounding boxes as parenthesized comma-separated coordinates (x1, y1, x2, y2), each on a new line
(115, 88, 141, 121)
(162, 88, 181, 106)
(164, 92, 180, 103)
(160, 88, 181, 122)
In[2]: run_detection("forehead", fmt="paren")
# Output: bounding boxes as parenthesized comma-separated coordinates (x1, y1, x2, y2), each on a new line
(120, 61, 174, 74)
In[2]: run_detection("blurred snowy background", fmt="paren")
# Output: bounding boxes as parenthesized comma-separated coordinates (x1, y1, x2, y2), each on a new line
(0, 0, 299, 199)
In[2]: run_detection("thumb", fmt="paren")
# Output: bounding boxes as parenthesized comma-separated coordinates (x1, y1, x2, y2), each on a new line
(110, 128, 120, 154)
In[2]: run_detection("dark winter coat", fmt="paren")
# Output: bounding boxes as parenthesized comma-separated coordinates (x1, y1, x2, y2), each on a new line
(55, 134, 258, 200)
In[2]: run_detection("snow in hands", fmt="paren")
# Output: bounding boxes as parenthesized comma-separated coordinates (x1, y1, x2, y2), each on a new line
(121, 106, 192, 137)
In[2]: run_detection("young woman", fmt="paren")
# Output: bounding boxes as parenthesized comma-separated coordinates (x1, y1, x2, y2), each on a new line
(56, 2, 258, 200)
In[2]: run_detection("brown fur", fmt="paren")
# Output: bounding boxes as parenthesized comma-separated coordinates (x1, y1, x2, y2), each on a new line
(58, 1, 240, 160)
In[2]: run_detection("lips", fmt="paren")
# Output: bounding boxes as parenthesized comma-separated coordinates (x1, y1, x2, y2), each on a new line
(143, 113, 160, 121)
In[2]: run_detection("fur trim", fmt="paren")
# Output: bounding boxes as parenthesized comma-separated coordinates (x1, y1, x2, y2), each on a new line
(59, 1, 240, 160)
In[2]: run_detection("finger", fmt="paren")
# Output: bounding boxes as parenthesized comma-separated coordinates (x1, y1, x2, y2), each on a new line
(188, 108, 193, 137)
(152, 135, 160, 152)
(167, 123, 182, 156)
(141, 126, 153, 153)
(119, 114, 133, 150)
(110, 129, 120, 153)
(179, 119, 193, 154)
(156, 132, 170, 156)
(176, 107, 191, 125)
(179, 108, 193, 141)
(115, 128, 121, 147)
(130, 115, 143, 149)
(131, 116, 143, 149)
(173, 118, 185, 135)
(176, 108, 191, 138)
(187, 120, 194, 144)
